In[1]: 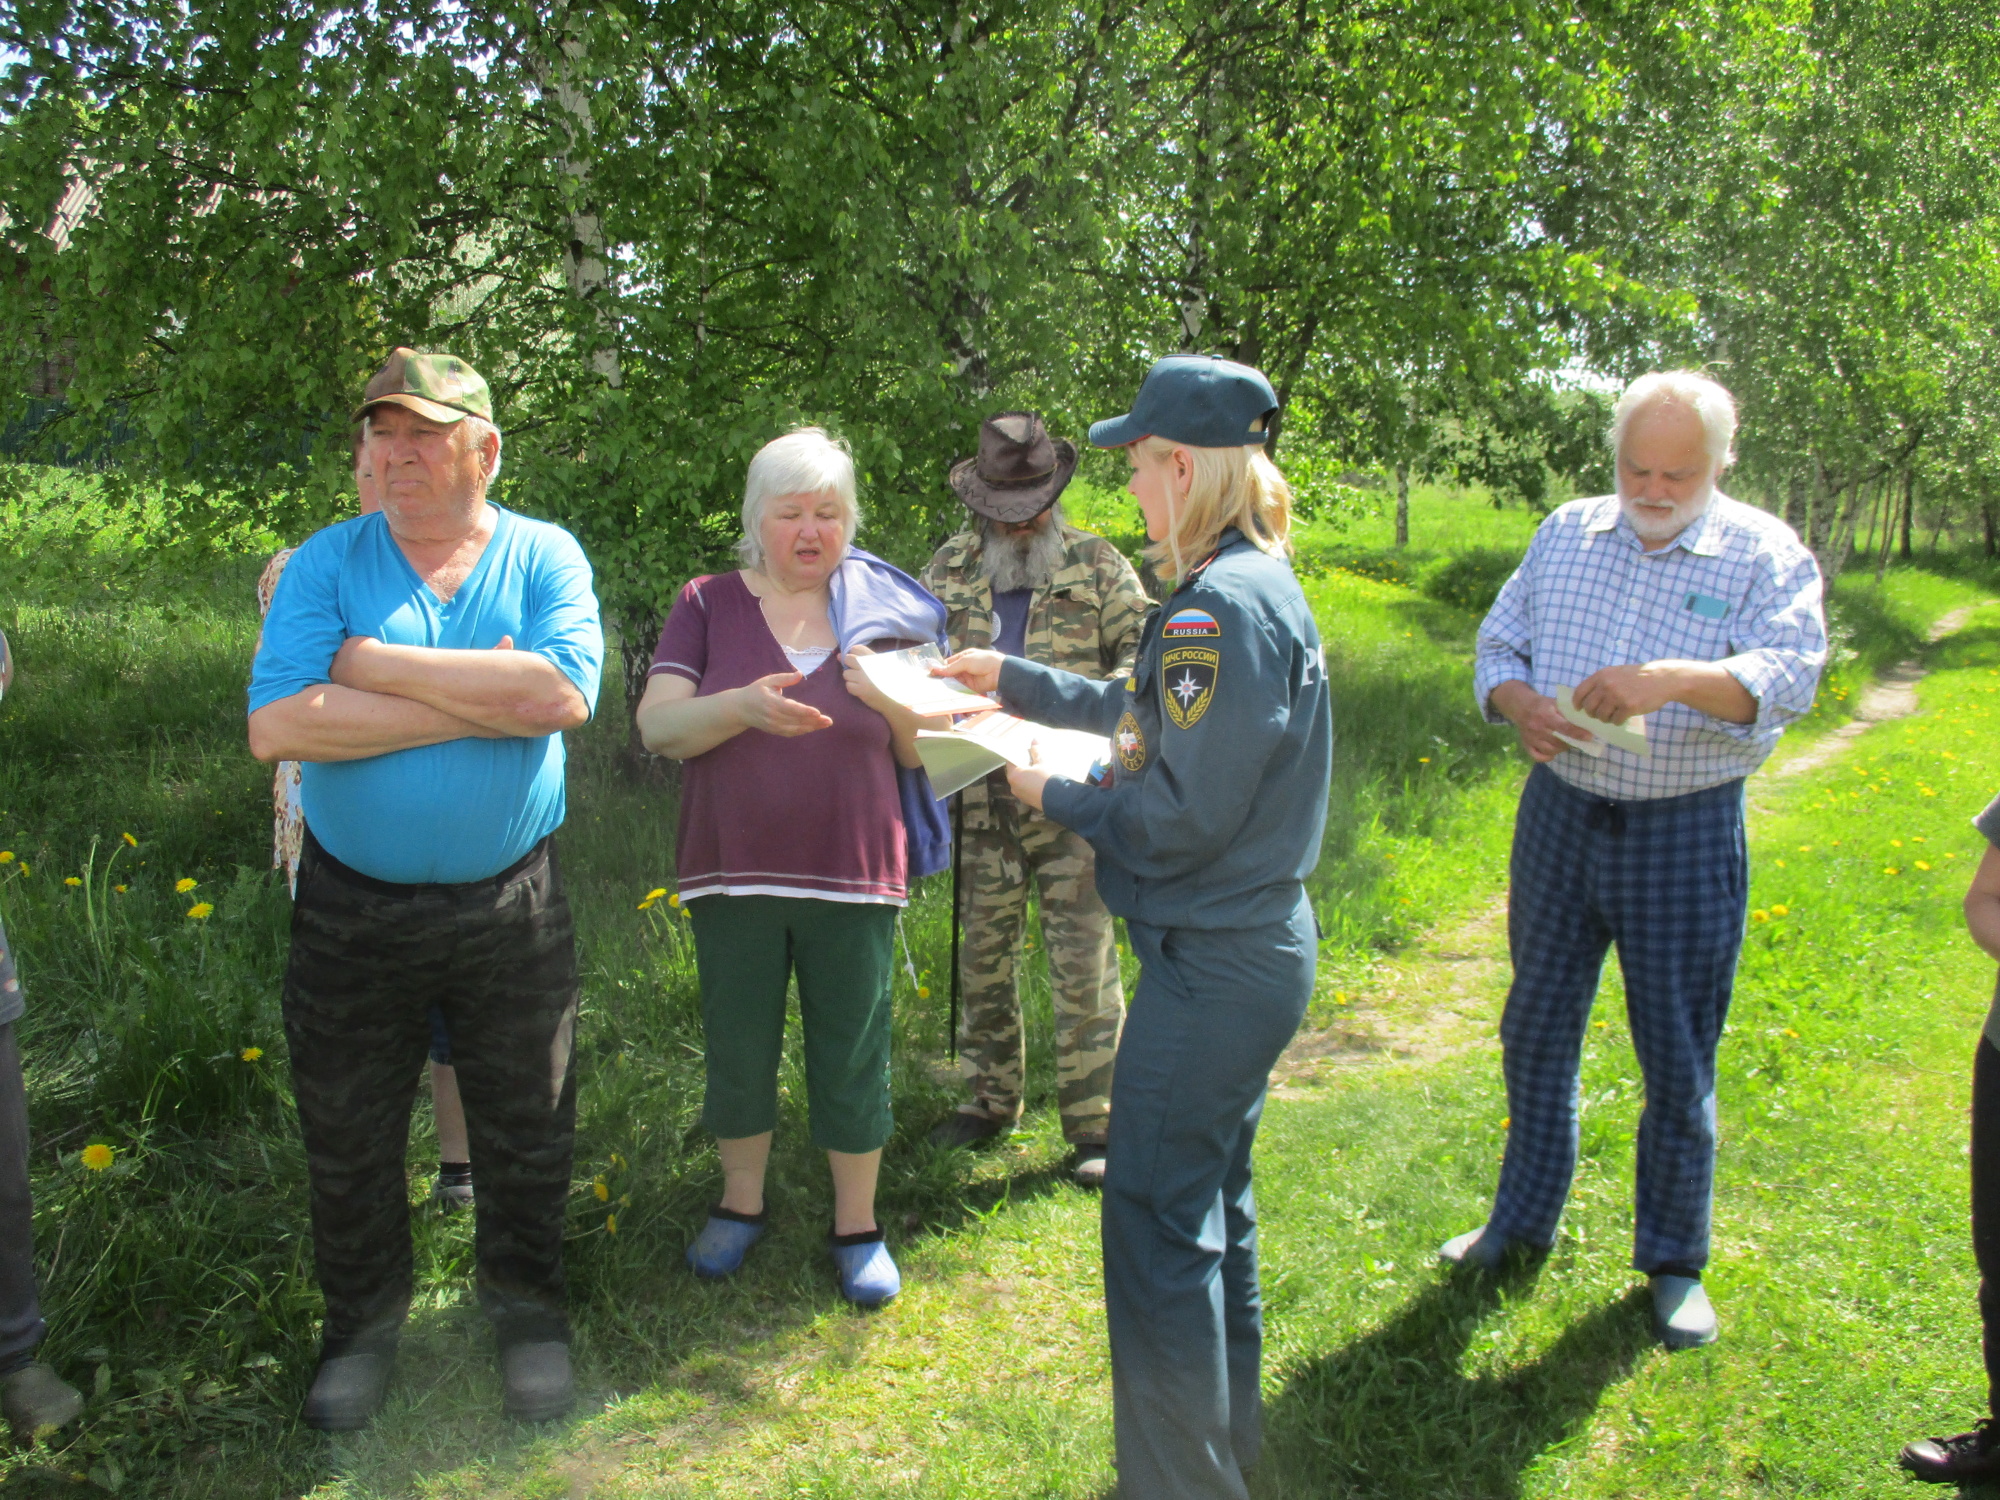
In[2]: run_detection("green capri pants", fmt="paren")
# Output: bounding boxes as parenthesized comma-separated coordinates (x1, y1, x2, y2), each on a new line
(687, 894, 898, 1153)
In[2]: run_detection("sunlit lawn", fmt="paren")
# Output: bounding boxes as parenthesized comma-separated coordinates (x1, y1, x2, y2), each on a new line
(3, 465, 2000, 1496)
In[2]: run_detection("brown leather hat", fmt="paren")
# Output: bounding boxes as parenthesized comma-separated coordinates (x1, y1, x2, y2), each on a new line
(948, 411, 1079, 524)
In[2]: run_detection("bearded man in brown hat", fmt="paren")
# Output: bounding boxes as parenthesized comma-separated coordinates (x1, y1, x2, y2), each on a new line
(920, 411, 1149, 1186)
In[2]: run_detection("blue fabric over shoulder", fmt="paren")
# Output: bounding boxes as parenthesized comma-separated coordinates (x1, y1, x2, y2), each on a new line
(829, 549, 954, 880)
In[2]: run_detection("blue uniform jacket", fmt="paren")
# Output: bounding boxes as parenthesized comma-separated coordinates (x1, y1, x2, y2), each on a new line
(998, 528, 1332, 931)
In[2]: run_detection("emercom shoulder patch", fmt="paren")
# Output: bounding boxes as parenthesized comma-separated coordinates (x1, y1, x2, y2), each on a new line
(1163, 608, 1221, 639)
(1161, 644, 1219, 729)
(1115, 709, 1147, 771)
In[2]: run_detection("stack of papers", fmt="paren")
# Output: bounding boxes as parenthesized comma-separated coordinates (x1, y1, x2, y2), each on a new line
(1553, 685, 1649, 758)
(852, 644, 999, 716)
(851, 644, 1109, 795)
(914, 713, 1110, 797)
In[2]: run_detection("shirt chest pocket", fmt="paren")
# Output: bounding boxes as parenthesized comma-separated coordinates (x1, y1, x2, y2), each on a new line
(1659, 587, 1738, 659)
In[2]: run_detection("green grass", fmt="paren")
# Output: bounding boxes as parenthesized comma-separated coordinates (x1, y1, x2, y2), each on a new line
(3, 467, 1999, 1496)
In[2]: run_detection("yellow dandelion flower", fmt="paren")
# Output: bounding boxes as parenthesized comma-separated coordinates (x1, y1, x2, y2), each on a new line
(1798, 845, 1812, 853)
(610, 1153, 627, 1171)
(1947, 852, 1960, 859)
(121, 832, 137, 847)
(1891, 839, 1903, 848)
(1751, 909, 1770, 922)
(1784, 1028, 1800, 1039)
(1333, 991, 1348, 1005)
(593, 1178, 610, 1201)
(668, 893, 682, 908)
(240, 1046, 263, 1062)
(113, 884, 127, 894)
(1884, 867, 1901, 876)
(643, 888, 667, 902)
(1775, 859, 1786, 868)
(917, 985, 931, 999)
(1418, 757, 1431, 764)
(80, 1144, 113, 1171)
(187, 902, 214, 919)
(1771, 904, 1790, 917)
(0, 852, 12, 863)
(17, 864, 27, 877)
(1500, 1117, 1511, 1129)
(1916, 860, 1932, 871)
(605, 1214, 617, 1235)
(636, 897, 656, 911)
(174, 878, 197, 893)
(63, 876, 80, 887)
(1594, 1020, 1608, 1029)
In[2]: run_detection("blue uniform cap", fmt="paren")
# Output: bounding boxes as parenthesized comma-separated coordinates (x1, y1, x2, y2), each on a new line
(1088, 355, 1279, 450)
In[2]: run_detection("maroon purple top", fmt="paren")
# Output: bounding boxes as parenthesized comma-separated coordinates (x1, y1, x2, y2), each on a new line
(650, 572, 907, 905)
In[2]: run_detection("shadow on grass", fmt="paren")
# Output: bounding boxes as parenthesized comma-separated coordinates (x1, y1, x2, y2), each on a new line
(894, 1147, 1077, 1244)
(1928, 621, 2000, 674)
(1250, 1276, 1655, 1499)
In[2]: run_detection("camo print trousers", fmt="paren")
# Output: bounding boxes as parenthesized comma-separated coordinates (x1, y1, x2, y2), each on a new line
(957, 786, 1124, 1144)
(283, 831, 579, 1356)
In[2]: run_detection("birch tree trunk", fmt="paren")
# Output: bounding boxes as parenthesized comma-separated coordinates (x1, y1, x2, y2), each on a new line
(1826, 474, 1863, 579)
(538, 18, 621, 388)
(1874, 476, 1896, 583)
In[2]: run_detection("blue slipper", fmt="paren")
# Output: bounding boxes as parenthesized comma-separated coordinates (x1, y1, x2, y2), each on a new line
(829, 1231, 901, 1307)
(686, 1208, 766, 1278)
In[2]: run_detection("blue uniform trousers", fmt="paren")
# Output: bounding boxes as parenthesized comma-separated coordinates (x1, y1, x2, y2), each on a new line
(1487, 764, 1747, 1272)
(1103, 895, 1316, 1500)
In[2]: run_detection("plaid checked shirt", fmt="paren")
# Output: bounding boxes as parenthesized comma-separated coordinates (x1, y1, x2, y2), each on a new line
(1474, 493, 1827, 802)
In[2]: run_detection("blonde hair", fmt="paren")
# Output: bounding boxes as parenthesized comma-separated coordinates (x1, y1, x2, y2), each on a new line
(1135, 436, 1294, 582)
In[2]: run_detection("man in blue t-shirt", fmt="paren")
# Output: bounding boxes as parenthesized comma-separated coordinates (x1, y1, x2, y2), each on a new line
(248, 349, 602, 1432)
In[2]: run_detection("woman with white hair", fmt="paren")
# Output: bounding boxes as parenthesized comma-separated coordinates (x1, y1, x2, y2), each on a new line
(635, 425, 939, 1307)
(937, 356, 1334, 1499)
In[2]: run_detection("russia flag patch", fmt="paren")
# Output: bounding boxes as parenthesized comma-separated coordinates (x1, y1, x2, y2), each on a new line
(1162, 608, 1222, 639)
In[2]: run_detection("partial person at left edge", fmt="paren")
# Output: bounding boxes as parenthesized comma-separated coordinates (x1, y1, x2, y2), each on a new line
(0, 628, 89, 1444)
(246, 348, 604, 1432)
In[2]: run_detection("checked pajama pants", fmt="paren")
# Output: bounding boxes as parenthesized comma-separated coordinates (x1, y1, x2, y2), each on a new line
(1486, 764, 1748, 1273)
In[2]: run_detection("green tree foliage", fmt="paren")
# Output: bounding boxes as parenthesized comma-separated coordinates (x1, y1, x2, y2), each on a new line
(1577, 0, 2000, 570)
(0, 0, 1995, 639)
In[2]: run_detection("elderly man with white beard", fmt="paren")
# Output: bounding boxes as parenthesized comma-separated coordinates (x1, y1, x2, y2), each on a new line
(920, 412, 1149, 1186)
(1440, 371, 1826, 1351)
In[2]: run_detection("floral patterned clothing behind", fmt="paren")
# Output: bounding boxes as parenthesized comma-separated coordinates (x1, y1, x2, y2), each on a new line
(256, 547, 304, 894)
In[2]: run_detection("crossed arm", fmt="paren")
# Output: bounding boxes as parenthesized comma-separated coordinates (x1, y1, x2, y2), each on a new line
(248, 635, 589, 764)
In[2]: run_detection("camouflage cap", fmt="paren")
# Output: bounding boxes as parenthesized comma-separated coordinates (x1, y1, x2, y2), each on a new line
(352, 347, 492, 425)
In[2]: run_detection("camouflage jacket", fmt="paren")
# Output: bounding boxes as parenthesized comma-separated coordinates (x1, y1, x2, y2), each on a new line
(921, 523, 1151, 823)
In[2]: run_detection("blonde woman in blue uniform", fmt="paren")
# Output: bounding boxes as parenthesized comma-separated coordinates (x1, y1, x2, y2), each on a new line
(939, 356, 1332, 1500)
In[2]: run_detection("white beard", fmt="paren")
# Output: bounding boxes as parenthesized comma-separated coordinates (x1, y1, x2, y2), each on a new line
(979, 506, 1068, 592)
(1620, 481, 1716, 545)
